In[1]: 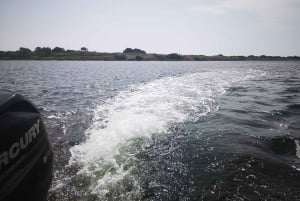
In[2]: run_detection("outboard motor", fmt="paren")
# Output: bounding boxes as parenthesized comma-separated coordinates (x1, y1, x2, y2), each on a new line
(0, 92, 53, 201)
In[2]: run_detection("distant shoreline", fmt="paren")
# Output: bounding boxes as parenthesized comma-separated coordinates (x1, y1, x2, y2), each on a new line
(1, 53, 300, 61)
(1, 48, 299, 61)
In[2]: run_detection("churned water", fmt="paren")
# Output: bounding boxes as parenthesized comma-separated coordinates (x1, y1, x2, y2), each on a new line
(1, 61, 300, 200)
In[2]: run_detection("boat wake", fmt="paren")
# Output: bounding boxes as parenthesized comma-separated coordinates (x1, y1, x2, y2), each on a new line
(64, 69, 264, 200)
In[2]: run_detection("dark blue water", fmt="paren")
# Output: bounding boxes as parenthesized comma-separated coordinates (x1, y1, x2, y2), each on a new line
(1, 61, 300, 201)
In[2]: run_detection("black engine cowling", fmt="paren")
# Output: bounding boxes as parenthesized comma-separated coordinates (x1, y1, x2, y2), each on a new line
(0, 92, 53, 201)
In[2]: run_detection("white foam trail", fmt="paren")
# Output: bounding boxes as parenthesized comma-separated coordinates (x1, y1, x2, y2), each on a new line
(47, 115, 60, 119)
(68, 69, 262, 197)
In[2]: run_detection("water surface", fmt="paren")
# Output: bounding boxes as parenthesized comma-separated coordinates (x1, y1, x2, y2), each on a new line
(1, 61, 300, 200)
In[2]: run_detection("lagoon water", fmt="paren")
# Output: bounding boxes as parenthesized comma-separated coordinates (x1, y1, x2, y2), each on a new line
(1, 60, 300, 200)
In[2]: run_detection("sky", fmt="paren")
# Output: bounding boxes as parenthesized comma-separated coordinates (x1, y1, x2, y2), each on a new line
(0, 0, 300, 56)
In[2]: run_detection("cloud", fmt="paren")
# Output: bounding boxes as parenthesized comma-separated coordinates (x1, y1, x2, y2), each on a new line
(189, 0, 300, 22)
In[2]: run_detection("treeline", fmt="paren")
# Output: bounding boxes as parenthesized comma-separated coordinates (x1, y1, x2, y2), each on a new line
(0, 46, 94, 60)
(16, 46, 88, 55)
(123, 48, 146, 54)
(0, 47, 299, 61)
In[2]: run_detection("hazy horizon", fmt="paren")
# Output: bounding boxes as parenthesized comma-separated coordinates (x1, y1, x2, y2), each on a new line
(1, 0, 300, 56)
